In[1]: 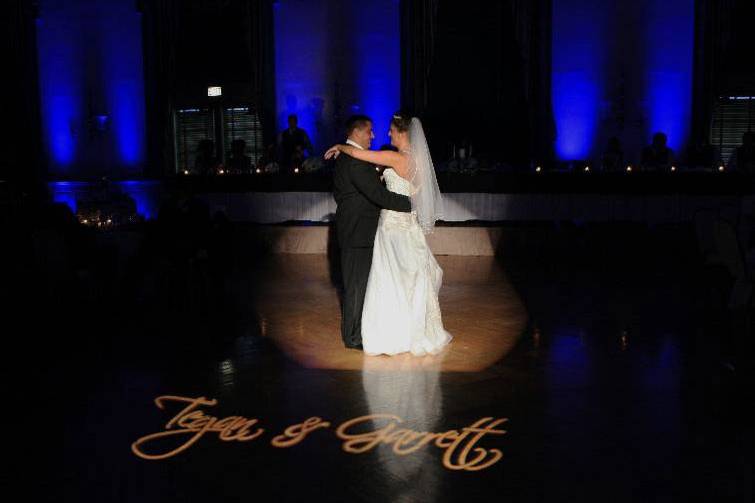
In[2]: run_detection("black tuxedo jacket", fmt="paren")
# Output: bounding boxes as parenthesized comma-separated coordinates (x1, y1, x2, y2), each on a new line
(333, 153, 411, 248)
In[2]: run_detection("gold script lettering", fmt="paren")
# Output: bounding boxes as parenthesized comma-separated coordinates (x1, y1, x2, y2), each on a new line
(271, 417, 331, 447)
(335, 415, 508, 472)
(131, 396, 265, 460)
(336, 414, 402, 453)
(441, 417, 507, 471)
(131, 396, 509, 472)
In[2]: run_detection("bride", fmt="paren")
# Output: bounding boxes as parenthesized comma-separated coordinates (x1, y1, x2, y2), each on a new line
(325, 112, 452, 356)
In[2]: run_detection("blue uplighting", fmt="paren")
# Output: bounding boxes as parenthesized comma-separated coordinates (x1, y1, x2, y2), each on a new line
(352, 0, 400, 148)
(552, 0, 694, 161)
(101, 0, 147, 168)
(111, 80, 146, 167)
(274, 0, 400, 151)
(49, 181, 87, 213)
(552, 74, 601, 160)
(50, 180, 161, 220)
(37, 0, 146, 174)
(36, 4, 82, 169)
(644, 0, 694, 154)
(274, 0, 329, 150)
(551, 0, 606, 161)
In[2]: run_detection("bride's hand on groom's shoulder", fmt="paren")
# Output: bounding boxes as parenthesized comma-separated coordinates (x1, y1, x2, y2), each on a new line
(324, 145, 341, 160)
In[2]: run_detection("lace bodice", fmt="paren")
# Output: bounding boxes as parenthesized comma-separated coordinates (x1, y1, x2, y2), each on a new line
(383, 168, 414, 196)
(380, 168, 417, 231)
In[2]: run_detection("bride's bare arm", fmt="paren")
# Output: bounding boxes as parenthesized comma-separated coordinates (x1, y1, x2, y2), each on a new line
(325, 144, 409, 178)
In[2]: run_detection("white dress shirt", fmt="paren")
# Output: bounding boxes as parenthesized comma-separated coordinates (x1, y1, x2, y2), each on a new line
(346, 139, 365, 150)
(345, 139, 381, 174)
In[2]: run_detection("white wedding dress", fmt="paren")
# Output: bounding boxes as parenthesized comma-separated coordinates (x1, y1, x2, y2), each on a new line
(361, 168, 453, 356)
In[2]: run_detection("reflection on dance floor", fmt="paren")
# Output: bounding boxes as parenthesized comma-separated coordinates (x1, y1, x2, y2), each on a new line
(362, 358, 444, 501)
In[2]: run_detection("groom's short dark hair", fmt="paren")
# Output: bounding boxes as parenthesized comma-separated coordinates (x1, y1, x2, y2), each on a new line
(346, 115, 372, 136)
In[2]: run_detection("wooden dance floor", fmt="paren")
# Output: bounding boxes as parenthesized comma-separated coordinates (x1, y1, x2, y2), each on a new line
(28, 225, 748, 502)
(255, 255, 528, 372)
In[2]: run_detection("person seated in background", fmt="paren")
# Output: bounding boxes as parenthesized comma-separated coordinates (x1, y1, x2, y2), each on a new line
(641, 132, 674, 171)
(194, 139, 220, 175)
(601, 137, 624, 172)
(227, 139, 252, 174)
(278, 114, 313, 173)
(728, 131, 755, 174)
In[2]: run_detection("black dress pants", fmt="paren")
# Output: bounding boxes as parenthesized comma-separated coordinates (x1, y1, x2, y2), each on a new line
(340, 245, 374, 347)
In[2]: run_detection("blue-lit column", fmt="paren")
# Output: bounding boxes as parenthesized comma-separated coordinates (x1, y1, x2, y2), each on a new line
(36, 0, 146, 176)
(552, 0, 695, 163)
(274, 0, 400, 151)
(274, 0, 333, 151)
(348, 0, 400, 148)
(100, 0, 147, 170)
(643, 0, 695, 156)
(36, 0, 84, 171)
(551, 0, 608, 161)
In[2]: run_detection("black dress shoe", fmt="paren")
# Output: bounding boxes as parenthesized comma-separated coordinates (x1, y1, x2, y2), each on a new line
(344, 342, 363, 350)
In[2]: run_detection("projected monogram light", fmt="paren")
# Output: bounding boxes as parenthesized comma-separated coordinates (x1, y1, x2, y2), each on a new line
(132, 396, 508, 472)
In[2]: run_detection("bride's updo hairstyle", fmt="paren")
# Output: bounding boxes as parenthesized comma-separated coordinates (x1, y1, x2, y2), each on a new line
(390, 111, 412, 133)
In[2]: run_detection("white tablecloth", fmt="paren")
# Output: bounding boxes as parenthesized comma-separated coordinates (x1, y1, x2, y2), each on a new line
(199, 192, 753, 224)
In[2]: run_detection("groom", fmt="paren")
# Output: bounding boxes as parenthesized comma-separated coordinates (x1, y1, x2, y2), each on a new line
(333, 115, 412, 349)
